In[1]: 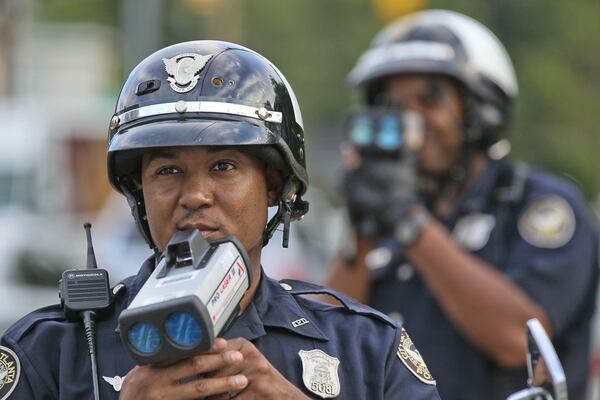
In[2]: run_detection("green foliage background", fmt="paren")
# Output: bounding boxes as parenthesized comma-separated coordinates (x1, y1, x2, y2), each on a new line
(38, 0, 600, 198)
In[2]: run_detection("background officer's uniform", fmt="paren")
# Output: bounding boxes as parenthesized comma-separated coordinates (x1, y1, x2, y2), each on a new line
(1, 257, 441, 399)
(368, 158, 598, 400)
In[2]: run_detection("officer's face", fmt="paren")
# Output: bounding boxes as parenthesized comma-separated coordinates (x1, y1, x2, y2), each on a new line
(141, 146, 278, 268)
(383, 75, 464, 177)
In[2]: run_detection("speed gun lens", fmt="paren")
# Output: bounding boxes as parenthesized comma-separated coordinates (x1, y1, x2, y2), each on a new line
(128, 322, 161, 354)
(376, 115, 403, 150)
(165, 311, 203, 347)
(349, 115, 373, 146)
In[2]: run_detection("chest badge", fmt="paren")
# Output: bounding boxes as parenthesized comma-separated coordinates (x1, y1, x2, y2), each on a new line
(396, 329, 436, 385)
(162, 53, 212, 93)
(102, 375, 124, 392)
(453, 213, 496, 251)
(298, 349, 340, 398)
(0, 346, 20, 400)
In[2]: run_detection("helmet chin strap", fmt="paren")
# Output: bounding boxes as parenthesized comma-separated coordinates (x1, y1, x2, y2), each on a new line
(263, 177, 309, 248)
(423, 92, 483, 216)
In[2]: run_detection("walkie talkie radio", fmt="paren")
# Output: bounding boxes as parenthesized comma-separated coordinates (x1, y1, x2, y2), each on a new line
(118, 229, 252, 366)
(59, 223, 111, 400)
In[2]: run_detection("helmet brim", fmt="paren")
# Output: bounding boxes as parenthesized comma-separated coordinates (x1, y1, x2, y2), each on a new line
(107, 118, 280, 192)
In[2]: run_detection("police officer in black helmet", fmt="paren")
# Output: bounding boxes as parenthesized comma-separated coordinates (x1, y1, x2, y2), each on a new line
(0, 41, 441, 399)
(326, 10, 598, 400)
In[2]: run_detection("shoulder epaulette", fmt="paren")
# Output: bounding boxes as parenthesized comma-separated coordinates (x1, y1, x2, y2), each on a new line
(3, 304, 64, 342)
(279, 279, 397, 328)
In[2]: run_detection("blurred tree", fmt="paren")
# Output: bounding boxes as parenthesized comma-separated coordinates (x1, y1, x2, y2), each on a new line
(430, 0, 600, 197)
(33, 0, 600, 197)
(241, 0, 379, 127)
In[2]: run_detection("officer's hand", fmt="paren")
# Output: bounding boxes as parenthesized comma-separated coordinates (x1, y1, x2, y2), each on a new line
(343, 154, 418, 238)
(118, 338, 248, 400)
(205, 337, 310, 400)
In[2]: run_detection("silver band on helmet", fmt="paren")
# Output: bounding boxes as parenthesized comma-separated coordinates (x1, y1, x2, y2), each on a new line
(112, 101, 283, 130)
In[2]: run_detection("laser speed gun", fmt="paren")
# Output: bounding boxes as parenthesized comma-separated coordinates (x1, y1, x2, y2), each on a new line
(118, 229, 252, 365)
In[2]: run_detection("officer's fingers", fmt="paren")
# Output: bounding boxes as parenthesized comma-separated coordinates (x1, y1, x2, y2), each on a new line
(221, 337, 258, 356)
(178, 374, 248, 400)
(341, 143, 361, 169)
(169, 350, 245, 382)
(205, 337, 228, 353)
(120, 366, 170, 399)
(220, 338, 275, 377)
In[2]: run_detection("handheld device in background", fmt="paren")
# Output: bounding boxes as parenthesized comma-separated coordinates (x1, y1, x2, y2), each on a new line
(344, 107, 424, 159)
(118, 229, 252, 366)
(506, 318, 567, 400)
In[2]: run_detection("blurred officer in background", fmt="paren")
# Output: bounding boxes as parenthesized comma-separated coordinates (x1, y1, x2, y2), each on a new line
(326, 9, 598, 400)
(0, 40, 441, 399)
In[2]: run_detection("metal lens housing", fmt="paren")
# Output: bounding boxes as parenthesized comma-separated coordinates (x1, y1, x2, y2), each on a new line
(165, 311, 203, 347)
(128, 322, 162, 354)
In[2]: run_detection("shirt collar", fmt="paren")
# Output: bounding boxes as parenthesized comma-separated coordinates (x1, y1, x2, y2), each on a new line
(457, 158, 503, 214)
(125, 255, 156, 307)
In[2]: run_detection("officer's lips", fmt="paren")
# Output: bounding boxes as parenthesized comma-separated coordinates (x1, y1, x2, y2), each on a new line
(177, 223, 220, 239)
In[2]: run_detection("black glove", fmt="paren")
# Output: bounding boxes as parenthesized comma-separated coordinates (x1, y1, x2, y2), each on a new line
(343, 155, 419, 239)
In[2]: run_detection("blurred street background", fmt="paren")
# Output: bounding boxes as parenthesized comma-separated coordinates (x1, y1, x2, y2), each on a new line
(0, 0, 599, 395)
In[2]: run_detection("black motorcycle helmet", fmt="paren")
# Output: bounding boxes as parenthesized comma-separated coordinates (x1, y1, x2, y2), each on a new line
(107, 40, 309, 248)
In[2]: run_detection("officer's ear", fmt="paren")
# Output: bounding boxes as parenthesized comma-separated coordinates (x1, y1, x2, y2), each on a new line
(266, 166, 283, 207)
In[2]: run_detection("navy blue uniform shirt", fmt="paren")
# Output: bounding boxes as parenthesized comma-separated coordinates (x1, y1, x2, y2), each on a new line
(1, 258, 441, 399)
(368, 159, 598, 400)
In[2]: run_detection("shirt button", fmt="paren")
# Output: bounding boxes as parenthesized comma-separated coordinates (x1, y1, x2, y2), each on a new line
(396, 263, 414, 281)
(280, 283, 293, 291)
(388, 311, 404, 324)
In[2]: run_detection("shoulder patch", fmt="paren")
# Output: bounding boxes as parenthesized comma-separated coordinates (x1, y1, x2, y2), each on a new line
(0, 346, 20, 400)
(396, 329, 436, 385)
(518, 195, 575, 248)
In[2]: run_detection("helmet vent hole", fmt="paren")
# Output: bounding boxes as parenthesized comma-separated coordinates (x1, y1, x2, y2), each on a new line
(136, 79, 161, 95)
(211, 76, 224, 87)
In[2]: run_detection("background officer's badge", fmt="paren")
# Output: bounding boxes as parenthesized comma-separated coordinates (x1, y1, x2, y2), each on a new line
(453, 213, 496, 251)
(162, 53, 212, 93)
(396, 329, 436, 385)
(0, 346, 20, 400)
(518, 195, 575, 248)
(298, 349, 340, 398)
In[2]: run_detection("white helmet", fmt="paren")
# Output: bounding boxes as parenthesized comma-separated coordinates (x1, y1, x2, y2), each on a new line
(349, 9, 518, 147)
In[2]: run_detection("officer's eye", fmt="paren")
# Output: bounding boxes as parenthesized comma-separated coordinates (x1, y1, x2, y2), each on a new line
(211, 161, 235, 172)
(419, 80, 446, 108)
(156, 166, 182, 175)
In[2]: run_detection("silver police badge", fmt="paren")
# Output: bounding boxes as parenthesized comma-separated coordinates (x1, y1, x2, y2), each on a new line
(0, 346, 20, 400)
(298, 349, 340, 398)
(162, 53, 213, 93)
(452, 213, 496, 251)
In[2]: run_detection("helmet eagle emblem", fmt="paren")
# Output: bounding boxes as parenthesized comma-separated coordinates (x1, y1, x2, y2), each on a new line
(162, 53, 212, 93)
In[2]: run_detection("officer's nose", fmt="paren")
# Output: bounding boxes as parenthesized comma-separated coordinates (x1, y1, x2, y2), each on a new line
(178, 174, 214, 211)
